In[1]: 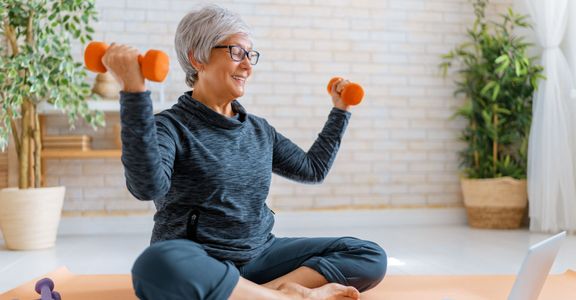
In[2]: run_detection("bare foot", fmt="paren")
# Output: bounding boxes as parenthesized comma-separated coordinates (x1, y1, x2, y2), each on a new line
(278, 282, 360, 300)
(308, 283, 360, 300)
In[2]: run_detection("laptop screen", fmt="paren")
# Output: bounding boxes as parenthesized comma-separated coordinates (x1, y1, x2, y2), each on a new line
(508, 231, 567, 300)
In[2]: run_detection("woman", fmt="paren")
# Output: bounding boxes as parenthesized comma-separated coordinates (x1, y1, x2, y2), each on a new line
(103, 5, 386, 300)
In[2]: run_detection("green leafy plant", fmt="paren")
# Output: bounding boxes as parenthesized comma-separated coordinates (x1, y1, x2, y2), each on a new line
(0, 0, 104, 189)
(439, 0, 544, 179)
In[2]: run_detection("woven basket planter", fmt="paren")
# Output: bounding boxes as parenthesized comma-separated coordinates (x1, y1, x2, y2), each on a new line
(0, 186, 65, 250)
(460, 177, 527, 229)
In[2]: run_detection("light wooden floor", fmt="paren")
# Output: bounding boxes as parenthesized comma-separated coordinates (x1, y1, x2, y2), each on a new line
(1, 209, 575, 293)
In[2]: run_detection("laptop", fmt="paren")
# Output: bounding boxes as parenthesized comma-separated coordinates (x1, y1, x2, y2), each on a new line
(508, 231, 567, 300)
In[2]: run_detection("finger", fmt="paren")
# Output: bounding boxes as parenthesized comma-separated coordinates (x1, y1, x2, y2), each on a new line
(104, 44, 138, 64)
(349, 286, 360, 298)
(331, 78, 343, 95)
(102, 43, 119, 63)
(336, 79, 350, 94)
(121, 46, 141, 58)
(107, 42, 121, 53)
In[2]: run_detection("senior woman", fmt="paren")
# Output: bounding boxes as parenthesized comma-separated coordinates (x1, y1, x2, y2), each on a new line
(102, 5, 386, 300)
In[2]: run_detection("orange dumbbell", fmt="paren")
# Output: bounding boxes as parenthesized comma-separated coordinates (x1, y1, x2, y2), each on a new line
(84, 41, 170, 82)
(327, 77, 364, 106)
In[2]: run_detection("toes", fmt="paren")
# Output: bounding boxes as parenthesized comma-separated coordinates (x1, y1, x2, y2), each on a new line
(346, 286, 360, 299)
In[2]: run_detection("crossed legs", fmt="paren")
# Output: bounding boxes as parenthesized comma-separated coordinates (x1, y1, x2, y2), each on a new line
(132, 237, 387, 300)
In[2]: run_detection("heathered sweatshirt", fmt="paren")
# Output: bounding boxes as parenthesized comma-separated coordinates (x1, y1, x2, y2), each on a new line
(120, 91, 350, 264)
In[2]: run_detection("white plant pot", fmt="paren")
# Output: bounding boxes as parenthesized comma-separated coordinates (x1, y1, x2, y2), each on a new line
(0, 186, 65, 250)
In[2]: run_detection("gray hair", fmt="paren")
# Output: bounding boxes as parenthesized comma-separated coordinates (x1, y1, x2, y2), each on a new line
(175, 5, 252, 88)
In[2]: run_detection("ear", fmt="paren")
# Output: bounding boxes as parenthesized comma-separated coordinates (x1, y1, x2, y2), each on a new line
(188, 51, 204, 72)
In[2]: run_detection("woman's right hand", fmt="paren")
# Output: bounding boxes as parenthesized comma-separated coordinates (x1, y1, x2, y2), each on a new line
(101, 43, 146, 93)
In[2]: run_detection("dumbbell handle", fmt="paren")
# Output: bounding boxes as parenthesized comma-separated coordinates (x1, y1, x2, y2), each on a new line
(84, 41, 169, 82)
(327, 77, 364, 106)
(40, 286, 52, 300)
(35, 278, 55, 300)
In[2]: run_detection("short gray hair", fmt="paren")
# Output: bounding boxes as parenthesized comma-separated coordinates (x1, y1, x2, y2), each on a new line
(175, 5, 252, 88)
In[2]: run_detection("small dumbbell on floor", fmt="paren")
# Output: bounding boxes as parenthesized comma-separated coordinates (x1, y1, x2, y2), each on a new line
(35, 278, 61, 300)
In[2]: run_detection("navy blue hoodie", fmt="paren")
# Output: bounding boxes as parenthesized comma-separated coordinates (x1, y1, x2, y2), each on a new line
(120, 91, 350, 264)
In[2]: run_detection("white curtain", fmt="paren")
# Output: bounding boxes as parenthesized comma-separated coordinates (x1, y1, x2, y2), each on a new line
(526, 0, 576, 233)
(562, 1, 576, 84)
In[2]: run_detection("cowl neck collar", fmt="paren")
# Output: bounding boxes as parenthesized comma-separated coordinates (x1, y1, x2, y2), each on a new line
(177, 91, 246, 130)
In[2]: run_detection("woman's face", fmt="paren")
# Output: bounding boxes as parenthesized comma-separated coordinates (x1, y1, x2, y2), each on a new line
(199, 33, 254, 100)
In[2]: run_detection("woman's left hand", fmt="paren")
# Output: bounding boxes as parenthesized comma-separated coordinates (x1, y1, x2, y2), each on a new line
(329, 78, 351, 111)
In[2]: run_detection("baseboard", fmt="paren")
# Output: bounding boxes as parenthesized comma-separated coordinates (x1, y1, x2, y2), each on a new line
(57, 207, 467, 236)
(58, 214, 154, 236)
(274, 207, 467, 230)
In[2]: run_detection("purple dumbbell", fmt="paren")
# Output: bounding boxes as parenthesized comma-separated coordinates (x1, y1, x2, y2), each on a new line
(35, 278, 61, 300)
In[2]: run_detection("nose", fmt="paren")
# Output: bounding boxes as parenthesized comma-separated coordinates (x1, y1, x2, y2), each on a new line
(240, 55, 252, 71)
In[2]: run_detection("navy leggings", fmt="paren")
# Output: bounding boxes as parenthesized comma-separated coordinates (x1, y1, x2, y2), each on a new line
(132, 236, 387, 300)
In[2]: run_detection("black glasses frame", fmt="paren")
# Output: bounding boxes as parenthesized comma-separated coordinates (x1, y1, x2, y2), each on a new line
(214, 45, 260, 65)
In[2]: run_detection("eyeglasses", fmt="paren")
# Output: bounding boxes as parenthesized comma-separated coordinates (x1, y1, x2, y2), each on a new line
(214, 45, 260, 65)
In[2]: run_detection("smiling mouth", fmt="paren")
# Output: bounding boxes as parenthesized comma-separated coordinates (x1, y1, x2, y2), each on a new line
(232, 75, 246, 84)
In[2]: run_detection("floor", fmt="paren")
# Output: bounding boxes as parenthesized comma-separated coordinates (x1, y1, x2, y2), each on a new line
(1, 209, 575, 294)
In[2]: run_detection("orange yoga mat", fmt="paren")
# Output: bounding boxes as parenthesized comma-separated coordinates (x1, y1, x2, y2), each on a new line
(2, 267, 575, 300)
(361, 271, 576, 300)
(0, 267, 137, 300)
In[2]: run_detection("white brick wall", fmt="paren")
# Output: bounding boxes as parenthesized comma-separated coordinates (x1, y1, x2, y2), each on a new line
(41, 0, 516, 213)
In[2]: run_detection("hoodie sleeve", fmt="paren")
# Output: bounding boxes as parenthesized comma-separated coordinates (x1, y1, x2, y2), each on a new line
(119, 91, 176, 200)
(271, 107, 351, 183)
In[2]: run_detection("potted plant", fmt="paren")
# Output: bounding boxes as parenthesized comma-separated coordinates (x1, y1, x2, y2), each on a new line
(439, 0, 544, 229)
(0, 0, 104, 249)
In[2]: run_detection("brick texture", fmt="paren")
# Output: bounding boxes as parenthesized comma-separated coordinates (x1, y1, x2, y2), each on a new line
(36, 0, 515, 212)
